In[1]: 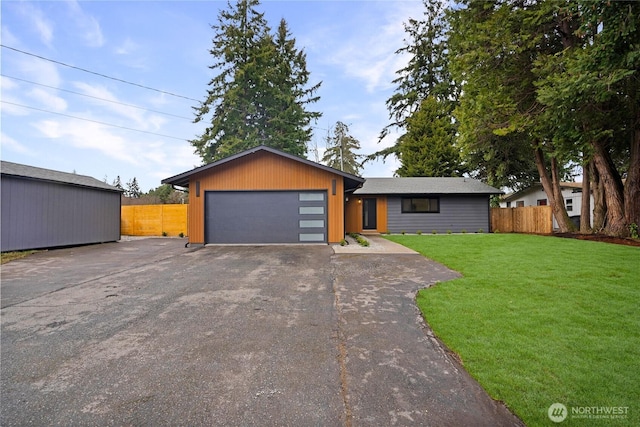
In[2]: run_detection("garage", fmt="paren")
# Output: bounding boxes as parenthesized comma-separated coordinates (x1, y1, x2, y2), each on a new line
(205, 190, 327, 244)
(162, 146, 364, 246)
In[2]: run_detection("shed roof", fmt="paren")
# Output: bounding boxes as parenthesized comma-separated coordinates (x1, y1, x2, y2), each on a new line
(162, 145, 365, 190)
(353, 177, 502, 195)
(1, 161, 121, 192)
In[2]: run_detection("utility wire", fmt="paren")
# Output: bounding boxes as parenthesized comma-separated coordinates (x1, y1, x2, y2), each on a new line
(1, 44, 201, 103)
(2, 100, 188, 141)
(2, 74, 193, 121)
(1, 45, 333, 133)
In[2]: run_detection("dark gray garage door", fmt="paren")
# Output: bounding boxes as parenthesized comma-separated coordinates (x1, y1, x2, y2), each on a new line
(205, 191, 327, 244)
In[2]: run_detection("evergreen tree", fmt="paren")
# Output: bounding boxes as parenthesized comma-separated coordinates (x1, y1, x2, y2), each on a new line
(191, 0, 321, 162)
(369, 0, 457, 169)
(126, 177, 141, 198)
(322, 121, 362, 176)
(395, 96, 466, 177)
(112, 176, 124, 191)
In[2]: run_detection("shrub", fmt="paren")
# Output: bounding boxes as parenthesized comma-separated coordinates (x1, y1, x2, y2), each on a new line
(477, 228, 484, 234)
(401, 230, 406, 235)
(417, 230, 422, 235)
(432, 230, 437, 235)
(179, 232, 185, 238)
(461, 229, 467, 234)
(630, 223, 639, 239)
(446, 230, 452, 234)
(162, 231, 168, 237)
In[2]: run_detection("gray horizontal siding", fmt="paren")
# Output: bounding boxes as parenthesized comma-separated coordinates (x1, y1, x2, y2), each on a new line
(1, 176, 121, 252)
(387, 195, 490, 234)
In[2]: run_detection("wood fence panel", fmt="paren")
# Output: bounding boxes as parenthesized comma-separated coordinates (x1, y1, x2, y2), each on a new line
(121, 205, 188, 236)
(491, 206, 552, 234)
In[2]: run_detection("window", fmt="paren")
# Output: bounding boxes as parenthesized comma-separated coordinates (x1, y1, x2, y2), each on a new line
(537, 199, 547, 206)
(516, 201, 525, 207)
(299, 206, 324, 215)
(299, 233, 324, 242)
(566, 198, 573, 212)
(506, 201, 512, 208)
(299, 192, 324, 201)
(401, 197, 439, 213)
(299, 220, 324, 228)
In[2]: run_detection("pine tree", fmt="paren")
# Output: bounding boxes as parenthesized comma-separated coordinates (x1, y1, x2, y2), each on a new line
(191, 0, 321, 162)
(395, 97, 466, 177)
(112, 176, 124, 191)
(322, 121, 362, 176)
(126, 178, 141, 198)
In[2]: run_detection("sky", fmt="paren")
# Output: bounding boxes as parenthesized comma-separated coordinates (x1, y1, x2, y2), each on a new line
(1, 0, 425, 193)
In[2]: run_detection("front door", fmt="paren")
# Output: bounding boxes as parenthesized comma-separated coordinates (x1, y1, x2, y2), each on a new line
(362, 198, 377, 230)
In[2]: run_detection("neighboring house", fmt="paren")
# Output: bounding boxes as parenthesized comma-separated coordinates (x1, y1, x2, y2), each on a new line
(500, 182, 594, 228)
(163, 146, 502, 245)
(345, 177, 502, 235)
(1, 161, 122, 252)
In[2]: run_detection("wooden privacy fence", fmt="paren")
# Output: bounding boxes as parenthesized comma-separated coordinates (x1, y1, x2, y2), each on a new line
(121, 204, 188, 236)
(491, 206, 553, 234)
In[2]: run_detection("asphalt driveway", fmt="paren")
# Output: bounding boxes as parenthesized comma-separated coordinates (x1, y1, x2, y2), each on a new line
(1, 238, 522, 426)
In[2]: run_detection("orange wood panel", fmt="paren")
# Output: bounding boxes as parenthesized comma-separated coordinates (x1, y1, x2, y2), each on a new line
(187, 151, 346, 244)
(345, 196, 387, 234)
(376, 196, 388, 233)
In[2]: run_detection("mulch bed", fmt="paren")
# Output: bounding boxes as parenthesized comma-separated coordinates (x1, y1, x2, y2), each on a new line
(553, 232, 640, 247)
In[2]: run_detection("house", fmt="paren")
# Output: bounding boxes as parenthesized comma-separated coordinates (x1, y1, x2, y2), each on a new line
(162, 145, 364, 244)
(163, 146, 502, 245)
(500, 182, 593, 228)
(345, 177, 502, 234)
(1, 161, 122, 252)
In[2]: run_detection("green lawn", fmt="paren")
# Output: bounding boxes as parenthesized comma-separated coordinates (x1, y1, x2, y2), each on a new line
(386, 233, 639, 426)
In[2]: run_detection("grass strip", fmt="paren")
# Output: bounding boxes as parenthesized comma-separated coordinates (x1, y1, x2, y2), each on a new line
(386, 233, 639, 426)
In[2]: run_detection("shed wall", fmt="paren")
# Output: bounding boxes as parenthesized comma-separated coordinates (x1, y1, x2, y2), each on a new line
(387, 195, 490, 233)
(187, 151, 345, 244)
(1, 176, 121, 252)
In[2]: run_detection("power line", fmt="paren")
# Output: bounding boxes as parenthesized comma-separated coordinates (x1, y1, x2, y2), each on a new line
(2, 74, 194, 121)
(2, 100, 189, 141)
(1, 44, 201, 103)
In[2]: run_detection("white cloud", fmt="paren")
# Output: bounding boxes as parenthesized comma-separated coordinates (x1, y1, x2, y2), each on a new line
(115, 38, 140, 55)
(27, 88, 68, 112)
(71, 82, 148, 127)
(16, 2, 54, 47)
(0, 132, 37, 156)
(65, 0, 105, 47)
(13, 56, 62, 88)
(315, 2, 422, 93)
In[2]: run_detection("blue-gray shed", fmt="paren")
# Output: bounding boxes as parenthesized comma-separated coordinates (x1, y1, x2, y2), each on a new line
(1, 161, 122, 252)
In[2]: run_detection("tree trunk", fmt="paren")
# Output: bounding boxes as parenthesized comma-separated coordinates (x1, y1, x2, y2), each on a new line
(624, 112, 640, 231)
(592, 139, 627, 236)
(580, 158, 592, 234)
(533, 147, 576, 232)
(590, 161, 606, 232)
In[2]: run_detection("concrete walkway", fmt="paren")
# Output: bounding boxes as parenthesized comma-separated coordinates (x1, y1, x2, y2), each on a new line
(332, 234, 418, 254)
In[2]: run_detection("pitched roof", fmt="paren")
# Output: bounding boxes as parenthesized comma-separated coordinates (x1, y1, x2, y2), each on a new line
(353, 177, 502, 195)
(162, 145, 365, 190)
(1, 161, 121, 192)
(502, 182, 583, 202)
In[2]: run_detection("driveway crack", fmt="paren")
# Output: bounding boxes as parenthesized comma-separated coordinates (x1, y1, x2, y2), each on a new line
(332, 268, 353, 427)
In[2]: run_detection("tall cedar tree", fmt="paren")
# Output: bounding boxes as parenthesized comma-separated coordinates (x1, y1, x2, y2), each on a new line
(370, 0, 461, 177)
(191, 0, 321, 162)
(322, 121, 362, 176)
(536, 1, 640, 236)
(449, 0, 577, 232)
